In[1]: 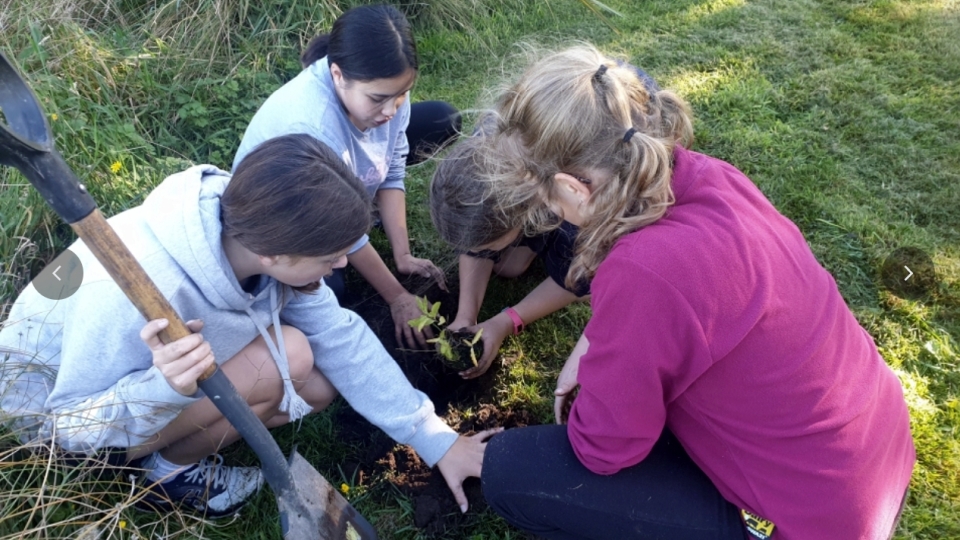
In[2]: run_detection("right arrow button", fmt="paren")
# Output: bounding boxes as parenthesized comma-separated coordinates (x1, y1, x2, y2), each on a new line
(880, 247, 936, 300)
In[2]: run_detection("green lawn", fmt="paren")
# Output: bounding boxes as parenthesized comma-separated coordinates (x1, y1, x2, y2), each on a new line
(1, 0, 958, 538)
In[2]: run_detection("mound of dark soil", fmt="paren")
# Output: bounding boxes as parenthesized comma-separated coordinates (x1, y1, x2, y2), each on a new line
(378, 404, 537, 535)
(343, 275, 499, 411)
(338, 274, 541, 536)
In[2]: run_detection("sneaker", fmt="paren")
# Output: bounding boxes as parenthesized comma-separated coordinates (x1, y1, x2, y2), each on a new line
(136, 454, 264, 518)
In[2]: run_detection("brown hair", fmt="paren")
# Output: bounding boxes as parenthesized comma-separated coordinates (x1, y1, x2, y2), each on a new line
(222, 134, 372, 259)
(429, 122, 522, 251)
(481, 44, 694, 286)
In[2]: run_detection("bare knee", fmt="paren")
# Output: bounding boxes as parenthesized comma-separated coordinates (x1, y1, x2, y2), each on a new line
(493, 263, 525, 279)
(276, 325, 314, 382)
(303, 368, 338, 413)
(493, 247, 536, 278)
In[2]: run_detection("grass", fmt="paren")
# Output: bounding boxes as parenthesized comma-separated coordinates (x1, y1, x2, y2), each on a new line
(1, 0, 959, 538)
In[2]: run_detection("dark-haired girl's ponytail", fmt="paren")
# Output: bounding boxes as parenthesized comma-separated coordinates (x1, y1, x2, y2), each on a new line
(300, 4, 417, 80)
(301, 34, 331, 68)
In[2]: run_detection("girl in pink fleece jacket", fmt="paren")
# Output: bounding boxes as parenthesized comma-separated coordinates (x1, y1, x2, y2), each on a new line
(468, 45, 915, 540)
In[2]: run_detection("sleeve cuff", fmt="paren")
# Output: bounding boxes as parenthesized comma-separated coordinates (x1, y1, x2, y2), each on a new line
(405, 413, 458, 467)
(347, 234, 370, 255)
(141, 367, 203, 407)
(377, 180, 406, 192)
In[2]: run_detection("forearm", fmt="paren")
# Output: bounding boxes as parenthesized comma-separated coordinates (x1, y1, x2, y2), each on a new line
(302, 305, 457, 466)
(569, 333, 590, 364)
(375, 189, 412, 262)
(347, 242, 407, 303)
(455, 254, 495, 325)
(488, 277, 580, 328)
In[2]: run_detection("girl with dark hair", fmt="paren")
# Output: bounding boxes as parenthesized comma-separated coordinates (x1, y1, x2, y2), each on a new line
(234, 4, 461, 350)
(471, 45, 914, 539)
(0, 134, 493, 519)
(430, 130, 589, 379)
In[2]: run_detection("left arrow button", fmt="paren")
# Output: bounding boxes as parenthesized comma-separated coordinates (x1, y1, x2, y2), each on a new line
(34, 249, 84, 300)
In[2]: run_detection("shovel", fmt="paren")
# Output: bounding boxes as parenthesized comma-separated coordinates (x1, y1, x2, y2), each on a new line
(0, 51, 377, 540)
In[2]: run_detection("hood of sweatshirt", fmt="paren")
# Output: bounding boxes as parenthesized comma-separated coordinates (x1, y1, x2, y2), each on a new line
(142, 165, 250, 311)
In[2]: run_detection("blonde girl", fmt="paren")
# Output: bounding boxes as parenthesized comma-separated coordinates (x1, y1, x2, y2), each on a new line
(478, 45, 914, 540)
(428, 63, 660, 379)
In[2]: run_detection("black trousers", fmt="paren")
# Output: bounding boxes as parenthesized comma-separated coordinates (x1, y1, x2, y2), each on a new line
(482, 425, 747, 540)
(325, 100, 460, 301)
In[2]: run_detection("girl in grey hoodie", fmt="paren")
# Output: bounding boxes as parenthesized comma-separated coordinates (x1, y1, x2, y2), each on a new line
(0, 134, 494, 518)
(234, 5, 461, 351)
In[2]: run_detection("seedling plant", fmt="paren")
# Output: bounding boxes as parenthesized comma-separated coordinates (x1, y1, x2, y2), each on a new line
(407, 296, 484, 372)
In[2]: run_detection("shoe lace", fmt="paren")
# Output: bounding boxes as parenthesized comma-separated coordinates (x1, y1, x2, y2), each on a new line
(182, 454, 229, 491)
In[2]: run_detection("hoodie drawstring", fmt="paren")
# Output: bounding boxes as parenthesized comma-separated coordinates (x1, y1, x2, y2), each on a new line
(244, 285, 312, 422)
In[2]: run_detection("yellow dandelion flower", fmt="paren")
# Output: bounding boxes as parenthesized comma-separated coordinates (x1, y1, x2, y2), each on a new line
(110, 161, 122, 174)
(50, 113, 59, 121)
(119, 520, 127, 529)
(340, 483, 350, 495)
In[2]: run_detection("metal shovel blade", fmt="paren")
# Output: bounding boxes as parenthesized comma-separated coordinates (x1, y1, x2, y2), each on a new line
(280, 450, 377, 540)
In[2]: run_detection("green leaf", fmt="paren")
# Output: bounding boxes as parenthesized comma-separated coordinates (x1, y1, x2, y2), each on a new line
(408, 315, 432, 332)
(429, 301, 441, 319)
(416, 296, 429, 315)
(439, 339, 454, 361)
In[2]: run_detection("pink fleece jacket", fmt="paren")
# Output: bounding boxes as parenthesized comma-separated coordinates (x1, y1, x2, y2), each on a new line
(568, 147, 915, 539)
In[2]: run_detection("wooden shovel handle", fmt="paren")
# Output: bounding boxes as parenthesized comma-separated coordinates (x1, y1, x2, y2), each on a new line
(72, 209, 218, 381)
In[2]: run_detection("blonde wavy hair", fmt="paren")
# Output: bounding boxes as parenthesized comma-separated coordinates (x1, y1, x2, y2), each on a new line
(478, 44, 694, 287)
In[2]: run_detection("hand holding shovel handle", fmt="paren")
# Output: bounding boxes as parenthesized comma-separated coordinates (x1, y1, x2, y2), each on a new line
(0, 52, 376, 540)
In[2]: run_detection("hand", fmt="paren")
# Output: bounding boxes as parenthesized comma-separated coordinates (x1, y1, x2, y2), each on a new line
(140, 318, 214, 396)
(436, 428, 503, 513)
(458, 313, 513, 380)
(395, 253, 448, 291)
(390, 291, 434, 349)
(447, 317, 475, 332)
(554, 343, 583, 424)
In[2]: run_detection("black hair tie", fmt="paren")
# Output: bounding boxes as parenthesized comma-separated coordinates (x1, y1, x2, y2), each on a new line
(623, 127, 638, 142)
(593, 64, 608, 82)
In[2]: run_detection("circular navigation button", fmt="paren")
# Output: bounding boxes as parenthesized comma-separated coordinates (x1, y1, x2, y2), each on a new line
(880, 246, 936, 300)
(34, 248, 84, 300)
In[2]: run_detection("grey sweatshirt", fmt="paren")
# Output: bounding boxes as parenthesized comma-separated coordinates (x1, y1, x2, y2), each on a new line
(232, 58, 411, 254)
(0, 165, 457, 465)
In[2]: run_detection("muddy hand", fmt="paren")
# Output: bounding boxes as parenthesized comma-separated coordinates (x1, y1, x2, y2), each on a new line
(459, 314, 511, 380)
(436, 428, 503, 513)
(140, 318, 214, 396)
(554, 385, 580, 425)
(396, 253, 448, 291)
(447, 317, 474, 333)
(391, 291, 433, 349)
(553, 361, 579, 424)
(554, 335, 587, 424)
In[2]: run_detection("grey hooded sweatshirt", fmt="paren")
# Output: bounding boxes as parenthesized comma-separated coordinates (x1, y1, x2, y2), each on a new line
(0, 165, 457, 466)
